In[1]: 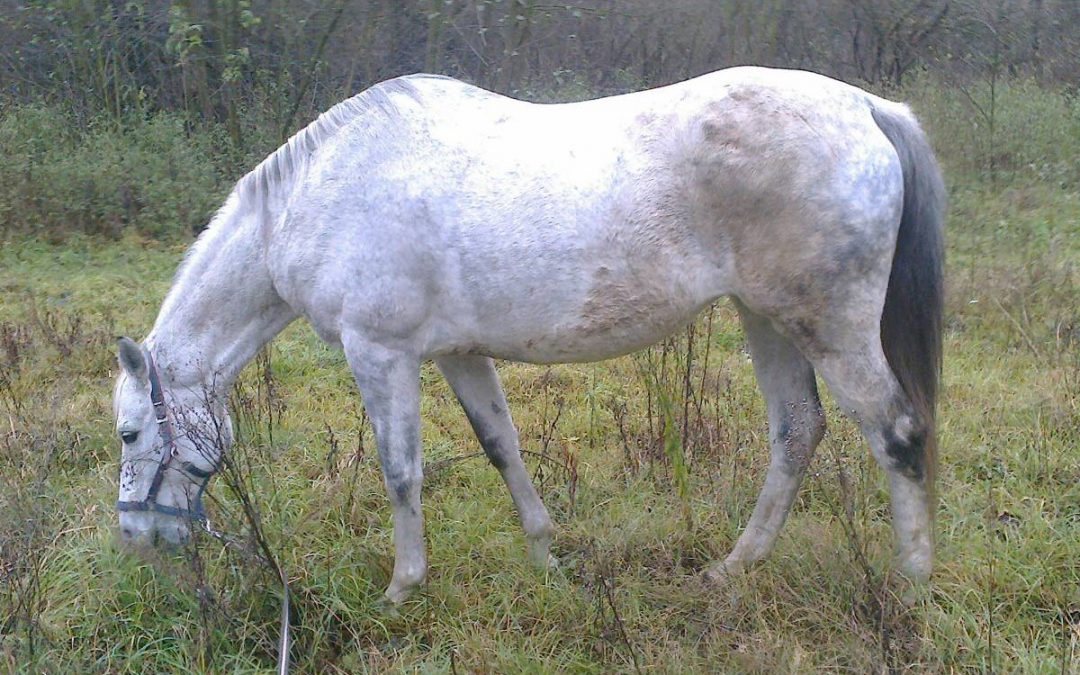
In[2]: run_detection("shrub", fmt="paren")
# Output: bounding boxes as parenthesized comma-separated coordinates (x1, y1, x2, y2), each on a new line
(903, 75, 1080, 188)
(0, 105, 231, 239)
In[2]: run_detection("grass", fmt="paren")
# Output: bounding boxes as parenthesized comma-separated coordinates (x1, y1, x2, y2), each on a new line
(1, 86, 1079, 672)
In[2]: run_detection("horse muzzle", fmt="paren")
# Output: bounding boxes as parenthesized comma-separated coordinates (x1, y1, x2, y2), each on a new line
(118, 509, 194, 547)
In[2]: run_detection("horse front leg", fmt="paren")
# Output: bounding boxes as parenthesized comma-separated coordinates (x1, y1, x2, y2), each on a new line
(436, 355, 556, 568)
(344, 336, 426, 603)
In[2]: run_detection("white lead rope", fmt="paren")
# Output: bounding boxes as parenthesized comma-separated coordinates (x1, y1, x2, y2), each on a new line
(275, 564, 292, 675)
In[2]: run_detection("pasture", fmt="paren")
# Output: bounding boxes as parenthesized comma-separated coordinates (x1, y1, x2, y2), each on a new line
(1, 78, 1078, 673)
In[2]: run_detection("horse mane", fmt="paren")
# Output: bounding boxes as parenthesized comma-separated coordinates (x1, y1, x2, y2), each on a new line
(237, 74, 451, 205)
(169, 75, 452, 286)
(153, 74, 455, 324)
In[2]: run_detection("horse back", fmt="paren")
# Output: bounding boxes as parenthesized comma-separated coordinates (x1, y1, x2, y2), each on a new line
(268, 68, 905, 362)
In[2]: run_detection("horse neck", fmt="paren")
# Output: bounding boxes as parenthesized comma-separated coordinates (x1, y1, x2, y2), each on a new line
(147, 193, 293, 394)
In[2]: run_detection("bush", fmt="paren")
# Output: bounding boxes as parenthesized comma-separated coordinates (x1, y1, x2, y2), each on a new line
(0, 105, 231, 240)
(903, 75, 1080, 188)
(3, 75, 1077, 242)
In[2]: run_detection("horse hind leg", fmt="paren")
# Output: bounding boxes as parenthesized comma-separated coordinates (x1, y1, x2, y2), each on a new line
(808, 330, 935, 582)
(436, 355, 556, 568)
(705, 303, 826, 582)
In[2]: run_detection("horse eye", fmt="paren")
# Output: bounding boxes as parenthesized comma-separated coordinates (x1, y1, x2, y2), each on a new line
(120, 431, 139, 445)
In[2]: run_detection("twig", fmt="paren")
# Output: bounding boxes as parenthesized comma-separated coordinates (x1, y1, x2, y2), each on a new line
(278, 0, 352, 141)
(991, 296, 1043, 359)
(588, 544, 643, 675)
(425, 452, 485, 475)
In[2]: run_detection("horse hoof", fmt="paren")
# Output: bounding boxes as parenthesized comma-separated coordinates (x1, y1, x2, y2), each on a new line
(375, 595, 404, 618)
(897, 554, 932, 586)
(893, 571, 930, 608)
(527, 536, 557, 570)
(383, 583, 415, 606)
(702, 559, 745, 585)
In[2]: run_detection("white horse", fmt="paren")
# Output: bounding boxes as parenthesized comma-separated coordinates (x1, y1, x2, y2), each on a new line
(113, 66, 944, 603)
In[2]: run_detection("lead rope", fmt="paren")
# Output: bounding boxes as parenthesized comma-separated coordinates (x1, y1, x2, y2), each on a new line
(202, 517, 292, 673)
(276, 569, 292, 675)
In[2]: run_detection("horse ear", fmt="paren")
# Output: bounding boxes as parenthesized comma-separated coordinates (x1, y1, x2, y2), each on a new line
(117, 337, 148, 382)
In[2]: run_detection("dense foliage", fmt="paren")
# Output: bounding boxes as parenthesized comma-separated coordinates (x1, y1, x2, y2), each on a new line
(2, 1, 1079, 239)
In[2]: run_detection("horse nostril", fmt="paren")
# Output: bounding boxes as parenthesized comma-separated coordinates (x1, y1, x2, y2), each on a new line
(121, 527, 135, 540)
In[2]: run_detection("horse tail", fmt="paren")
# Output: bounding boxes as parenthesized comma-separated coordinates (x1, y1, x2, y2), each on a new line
(871, 103, 946, 496)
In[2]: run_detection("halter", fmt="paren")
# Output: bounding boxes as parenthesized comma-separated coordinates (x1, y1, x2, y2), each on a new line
(116, 348, 216, 521)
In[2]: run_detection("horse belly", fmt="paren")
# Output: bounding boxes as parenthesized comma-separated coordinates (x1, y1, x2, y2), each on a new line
(452, 262, 718, 364)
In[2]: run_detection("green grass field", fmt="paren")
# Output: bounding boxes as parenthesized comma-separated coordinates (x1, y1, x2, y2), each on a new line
(1, 81, 1078, 672)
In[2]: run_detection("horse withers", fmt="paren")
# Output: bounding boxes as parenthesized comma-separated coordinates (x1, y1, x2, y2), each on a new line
(112, 66, 944, 603)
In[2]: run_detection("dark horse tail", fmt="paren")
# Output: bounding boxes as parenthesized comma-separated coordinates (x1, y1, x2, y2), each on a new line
(871, 104, 946, 498)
